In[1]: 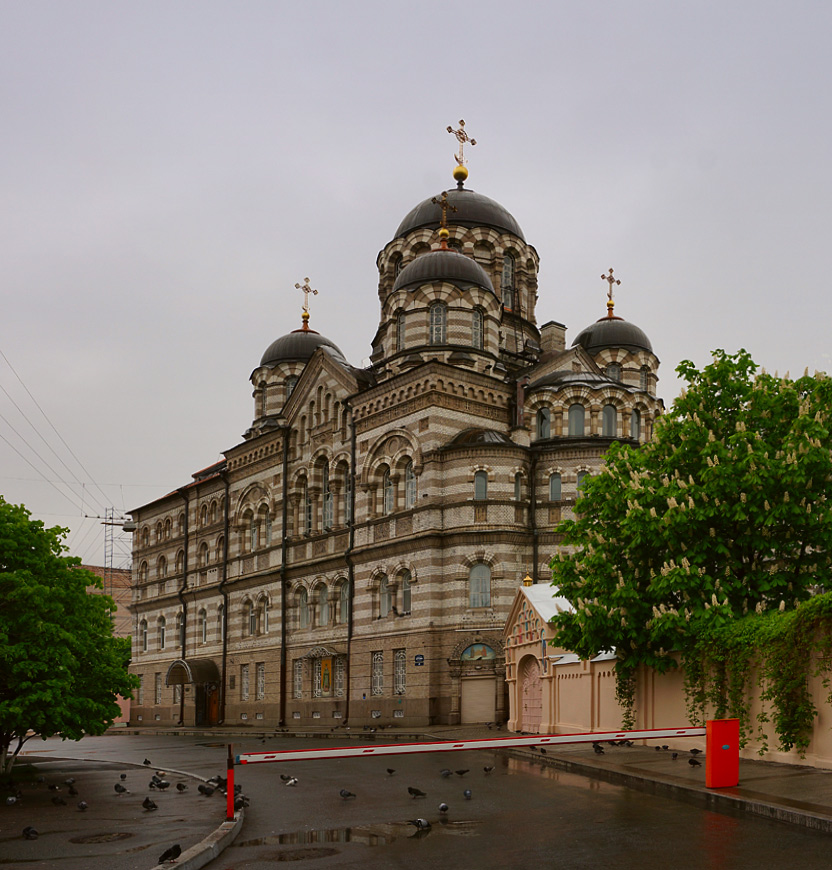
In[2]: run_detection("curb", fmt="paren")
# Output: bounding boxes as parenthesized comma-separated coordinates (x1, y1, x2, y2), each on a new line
(148, 809, 243, 870)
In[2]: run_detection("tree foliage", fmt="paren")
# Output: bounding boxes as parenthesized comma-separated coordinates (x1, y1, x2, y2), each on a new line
(550, 350, 832, 727)
(0, 497, 137, 773)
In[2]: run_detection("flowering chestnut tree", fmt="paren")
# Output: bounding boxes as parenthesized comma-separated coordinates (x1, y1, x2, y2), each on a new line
(550, 350, 832, 724)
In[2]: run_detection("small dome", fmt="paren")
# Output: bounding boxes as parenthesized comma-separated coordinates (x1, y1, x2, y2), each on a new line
(447, 428, 514, 446)
(572, 317, 653, 355)
(259, 328, 347, 368)
(392, 249, 494, 294)
(395, 187, 525, 241)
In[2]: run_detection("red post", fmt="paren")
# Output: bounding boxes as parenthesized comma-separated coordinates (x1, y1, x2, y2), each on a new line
(706, 719, 739, 788)
(226, 743, 235, 820)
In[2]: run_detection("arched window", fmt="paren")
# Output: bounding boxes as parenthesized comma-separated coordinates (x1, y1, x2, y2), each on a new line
(383, 469, 394, 515)
(176, 550, 184, 574)
(210, 501, 217, 524)
(640, 367, 649, 391)
(379, 576, 391, 618)
(469, 563, 491, 608)
(472, 308, 484, 350)
(549, 472, 562, 501)
(139, 619, 148, 652)
(259, 380, 268, 416)
(218, 605, 225, 642)
(157, 556, 167, 579)
(142, 528, 149, 548)
(501, 253, 515, 309)
(474, 470, 488, 501)
(631, 409, 641, 440)
(139, 561, 148, 582)
(396, 311, 406, 352)
(298, 588, 309, 629)
(264, 510, 272, 545)
(201, 504, 208, 527)
(158, 616, 167, 650)
(536, 408, 550, 440)
(262, 598, 269, 633)
(322, 465, 333, 529)
(577, 471, 589, 495)
(247, 601, 256, 636)
(343, 466, 352, 523)
(429, 303, 446, 345)
(404, 461, 417, 509)
(176, 612, 184, 647)
(401, 571, 412, 613)
(198, 609, 207, 644)
(249, 514, 258, 551)
(606, 363, 622, 382)
(164, 518, 171, 539)
(602, 404, 617, 437)
(339, 582, 350, 624)
(178, 514, 185, 536)
(318, 586, 329, 627)
(285, 375, 298, 400)
(198, 542, 208, 567)
(514, 472, 523, 501)
(568, 403, 585, 436)
(155, 523, 162, 543)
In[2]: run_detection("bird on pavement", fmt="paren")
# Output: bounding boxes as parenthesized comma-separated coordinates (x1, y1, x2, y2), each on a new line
(197, 784, 216, 797)
(283, 777, 298, 787)
(77, 801, 89, 811)
(22, 826, 38, 840)
(114, 783, 129, 795)
(438, 802, 449, 814)
(339, 789, 356, 799)
(64, 778, 75, 786)
(158, 844, 182, 864)
(157, 781, 171, 791)
(176, 782, 188, 792)
(408, 818, 431, 830)
(280, 774, 294, 782)
(386, 768, 396, 776)
(689, 757, 702, 768)
(143, 759, 152, 766)
(439, 768, 452, 778)
(690, 748, 703, 756)
(143, 797, 158, 811)
(408, 786, 426, 798)
(120, 773, 128, 781)
(455, 769, 469, 777)
(463, 789, 472, 800)
(51, 796, 67, 806)
(6, 796, 17, 806)
(593, 743, 605, 755)
(68, 785, 79, 796)
(672, 753, 679, 760)
(483, 766, 494, 774)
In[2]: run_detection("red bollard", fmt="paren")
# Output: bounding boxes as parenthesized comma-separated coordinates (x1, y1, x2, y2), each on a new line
(705, 719, 739, 788)
(226, 744, 235, 820)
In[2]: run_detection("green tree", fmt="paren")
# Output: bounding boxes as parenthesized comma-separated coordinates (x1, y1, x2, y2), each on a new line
(550, 350, 832, 726)
(0, 497, 137, 774)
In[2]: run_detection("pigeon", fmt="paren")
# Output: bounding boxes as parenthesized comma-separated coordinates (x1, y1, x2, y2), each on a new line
(64, 778, 75, 786)
(455, 769, 469, 777)
(439, 768, 452, 778)
(52, 796, 67, 806)
(654, 746, 661, 752)
(690, 748, 703, 756)
(339, 789, 356, 799)
(36, 776, 46, 784)
(156, 771, 166, 778)
(114, 783, 129, 795)
(143, 797, 158, 811)
(689, 757, 702, 767)
(22, 826, 38, 840)
(176, 783, 188, 792)
(463, 789, 472, 800)
(672, 752, 679, 760)
(279, 774, 294, 782)
(483, 766, 494, 774)
(661, 745, 669, 751)
(438, 802, 449, 813)
(593, 744, 605, 755)
(48, 784, 61, 791)
(68, 785, 79, 796)
(283, 777, 298, 787)
(6, 796, 17, 806)
(539, 747, 548, 755)
(149, 780, 157, 790)
(143, 759, 152, 766)
(234, 794, 250, 810)
(157, 781, 171, 791)
(158, 844, 182, 864)
(408, 818, 431, 830)
(120, 773, 128, 780)
(386, 768, 396, 776)
(197, 784, 216, 797)
(408, 786, 426, 798)
(77, 801, 89, 811)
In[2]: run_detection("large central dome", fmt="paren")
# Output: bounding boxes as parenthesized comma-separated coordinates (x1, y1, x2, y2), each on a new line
(395, 187, 525, 241)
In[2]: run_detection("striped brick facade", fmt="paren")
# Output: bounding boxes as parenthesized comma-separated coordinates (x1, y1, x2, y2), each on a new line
(128, 174, 663, 729)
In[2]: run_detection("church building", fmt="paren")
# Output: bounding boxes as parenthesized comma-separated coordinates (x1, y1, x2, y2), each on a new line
(128, 125, 663, 728)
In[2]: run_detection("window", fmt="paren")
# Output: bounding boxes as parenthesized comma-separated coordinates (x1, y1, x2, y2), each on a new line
(536, 408, 550, 440)
(200, 505, 208, 527)
(383, 469, 394, 515)
(318, 586, 329, 627)
(154, 673, 162, 705)
(549, 473, 562, 501)
(640, 367, 649, 391)
(285, 376, 298, 399)
(218, 604, 225, 642)
(305, 486, 312, 535)
(293, 660, 303, 699)
(404, 461, 416, 509)
(501, 253, 515, 308)
(469, 563, 491, 608)
(371, 651, 384, 696)
(472, 308, 484, 349)
(175, 550, 184, 574)
(176, 612, 184, 648)
(396, 311, 406, 351)
(343, 466, 352, 523)
(394, 649, 406, 695)
(568, 403, 585, 436)
(264, 511, 272, 546)
(199, 609, 207, 644)
(339, 582, 350, 623)
(210, 501, 218, 524)
(139, 619, 148, 652)
(247, 601, 256, 636)
(474, 470, 488, 501)
(379, 576, 391, 618)
(256, 662, 265, 701)
(514, 472, 523, 501)
(602, 404, 617, 437)
(198, 543, 208, 567)
(262, 598, 269, 633)
(335, 657, 345, 697)
(631, 409, 641, 440)
(241, 664, 250, 702)
(158, 617, 166, 650)
(401, 571, 412, 613)
(249, 515, 258, 551)
(429, 302, 446, 345)
(313, 659, 322, 698)
(158, 556, 167, 579)
(178, 514, 185, 536)
(137, 674, 144, 705)
(577, 471, 589, 494)
(173, 684, 182, 704)
(298, 588, 309, 628)
(139, 561, 148, 582)
(322, 465, 333, 529)
(606, 363, 622, 382)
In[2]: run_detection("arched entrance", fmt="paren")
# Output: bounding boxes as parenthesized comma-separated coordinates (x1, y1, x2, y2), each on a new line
(166, 658, 221, 726)
(519, 655, 542, 733)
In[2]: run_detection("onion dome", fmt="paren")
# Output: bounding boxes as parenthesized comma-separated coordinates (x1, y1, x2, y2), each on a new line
(392, 249, 494, 294)
(571, 317, 653, 355)
(395, 187, 525, 241)
(259, 327, 346, 368)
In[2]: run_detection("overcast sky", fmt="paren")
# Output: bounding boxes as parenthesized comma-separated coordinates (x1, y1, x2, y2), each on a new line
(3, 1, 831, 566)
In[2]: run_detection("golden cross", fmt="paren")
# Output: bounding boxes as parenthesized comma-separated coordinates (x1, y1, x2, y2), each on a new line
(447, 119, 477, 166)
(601, 268, 621, 308)
(294, 277, 318, 316)
(431, 191, 457, 228)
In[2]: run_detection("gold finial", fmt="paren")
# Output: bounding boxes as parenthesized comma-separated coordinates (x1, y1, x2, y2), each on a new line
(522, 573, 534, 587)
(294, 277, 318, 330)
(431, 191, 458, 249)
(601, 268, 620, 317)
(447, 119, 476, 183)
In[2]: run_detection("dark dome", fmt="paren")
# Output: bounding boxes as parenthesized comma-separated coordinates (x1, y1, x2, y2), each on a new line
(395, 187, 525, 241)
(392, 249, 494, 294)
(447, 428, 515, 446)
(259, 328, 347, 368)
(572, 317, 653, 355)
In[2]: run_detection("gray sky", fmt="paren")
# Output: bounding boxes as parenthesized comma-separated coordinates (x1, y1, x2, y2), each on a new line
(3, 1, 831, 565)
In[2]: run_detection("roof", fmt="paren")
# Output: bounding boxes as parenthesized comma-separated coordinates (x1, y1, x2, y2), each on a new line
(259, 328, 347, 368)
(446, 428, 515, 447)
(521, 583, 574, 621)
(572, 316, 653, 355)
(392, 248, 494, 294)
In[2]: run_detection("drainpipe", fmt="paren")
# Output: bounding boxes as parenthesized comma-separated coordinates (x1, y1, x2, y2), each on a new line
(218, 471, 231, 725)
(176, 487, 190, 725)
(529, 449, 539, 583)
(343, 398, 357, 724)
(279, 425, 290, 727)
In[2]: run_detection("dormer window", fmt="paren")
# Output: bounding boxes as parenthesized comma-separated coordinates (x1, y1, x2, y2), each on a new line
(606, 363, 621, 382)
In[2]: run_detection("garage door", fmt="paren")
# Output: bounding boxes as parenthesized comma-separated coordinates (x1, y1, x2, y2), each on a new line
(460, 677, 495, 723)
